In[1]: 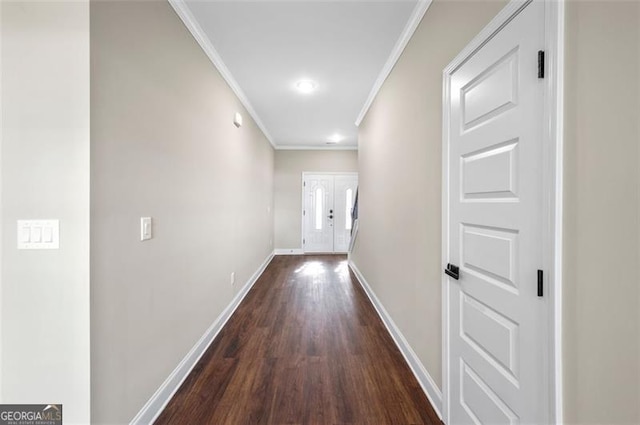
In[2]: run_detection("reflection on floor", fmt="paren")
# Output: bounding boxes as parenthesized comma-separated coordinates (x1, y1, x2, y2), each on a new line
(155, 254, 441, 425)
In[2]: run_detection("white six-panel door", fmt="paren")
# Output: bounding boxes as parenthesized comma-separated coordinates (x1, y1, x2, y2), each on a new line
(445, 1, 548, 424)
(303, 174, 357, 253)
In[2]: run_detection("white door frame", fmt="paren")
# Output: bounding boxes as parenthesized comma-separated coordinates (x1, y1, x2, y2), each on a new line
(0, 0, 4, 400)
(301, 172, 358, 253)
(441, 0, 564, 423)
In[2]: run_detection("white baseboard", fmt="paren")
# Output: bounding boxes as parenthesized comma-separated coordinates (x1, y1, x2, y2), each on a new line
(274, 248, 304, 255)
(130, 251, 275, 425)
(348, 260, 443, 420)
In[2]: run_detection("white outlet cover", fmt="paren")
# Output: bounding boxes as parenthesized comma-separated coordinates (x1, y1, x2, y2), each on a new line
(141, 217, 152, 241)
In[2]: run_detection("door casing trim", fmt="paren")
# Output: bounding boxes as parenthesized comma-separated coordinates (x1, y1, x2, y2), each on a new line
(441, 0, 564, 423)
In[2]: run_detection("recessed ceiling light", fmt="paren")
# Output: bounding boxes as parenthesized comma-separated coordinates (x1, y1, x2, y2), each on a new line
(295, 79, 318, 94)
(328, 133, 344, 144)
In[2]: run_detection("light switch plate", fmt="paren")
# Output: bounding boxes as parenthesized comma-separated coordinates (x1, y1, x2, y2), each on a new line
(17, 220, 59, 250)
(141, 217, 152, 241)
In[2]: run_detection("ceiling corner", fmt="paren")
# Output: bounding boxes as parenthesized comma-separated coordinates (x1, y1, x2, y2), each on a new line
(168, 0, 277, 148)
(354, 0, 433, 127)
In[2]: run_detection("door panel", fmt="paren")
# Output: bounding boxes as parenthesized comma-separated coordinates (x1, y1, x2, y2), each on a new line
(460, 360, 519, 425)
(446, 2, 547, 424)
(461, 224, 519, 292)
(303, 175, 333, 252)
(461, 47, 519, 131)
(461, 293, 519, 381)
(461, 140, 519, 201)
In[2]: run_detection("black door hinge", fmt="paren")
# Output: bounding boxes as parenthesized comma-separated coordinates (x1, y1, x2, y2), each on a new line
(537, 269, 544, 297)
(303, 238, 306, 244)
(538, 50, 545, 79)
(303, 210, 306, 216)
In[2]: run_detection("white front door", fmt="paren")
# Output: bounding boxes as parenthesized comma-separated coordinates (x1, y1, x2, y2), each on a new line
(445, 1, 548, 424)
(303, 174, 334, 252)
(303, 174, 357, 253)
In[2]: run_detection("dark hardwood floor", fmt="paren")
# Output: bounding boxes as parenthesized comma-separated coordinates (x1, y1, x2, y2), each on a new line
(154, 255, 441, 425)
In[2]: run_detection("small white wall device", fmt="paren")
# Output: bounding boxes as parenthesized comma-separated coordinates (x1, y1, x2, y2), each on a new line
(141, 217, 152, 241)
(233, 112, 243, 128)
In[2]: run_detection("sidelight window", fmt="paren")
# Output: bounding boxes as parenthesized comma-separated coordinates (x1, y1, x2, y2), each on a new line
(315, 187, 323, 230)
(345, 188, 353, 230)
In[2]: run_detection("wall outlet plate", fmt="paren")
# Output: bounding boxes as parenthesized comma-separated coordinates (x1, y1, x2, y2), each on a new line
(141, 217, 152, 241)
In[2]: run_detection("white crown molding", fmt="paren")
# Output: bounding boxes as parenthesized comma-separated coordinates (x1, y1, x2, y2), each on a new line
(168, 0, 276, 148)
(275, 145, 358, 151)
(355, 0, 433, 127)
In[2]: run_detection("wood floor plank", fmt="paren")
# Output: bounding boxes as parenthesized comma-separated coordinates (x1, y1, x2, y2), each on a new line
(154, 255, 441, 425)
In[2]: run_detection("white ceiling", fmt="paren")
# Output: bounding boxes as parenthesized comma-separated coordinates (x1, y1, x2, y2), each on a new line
(180, 0, 421, 149)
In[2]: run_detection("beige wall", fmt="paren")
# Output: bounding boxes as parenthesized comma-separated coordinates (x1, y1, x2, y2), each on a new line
(351, 0, 507, 391)
(274, 150, 358, 250)
(1, 1, 91, 423)
(353, 0, 640, 423)
(563, 1, 640, 423)
(90, 1, 274, 423)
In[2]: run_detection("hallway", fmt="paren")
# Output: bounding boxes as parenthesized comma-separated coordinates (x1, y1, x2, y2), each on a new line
(154, 255, 440, 425)
(3, 1, 639, 423)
